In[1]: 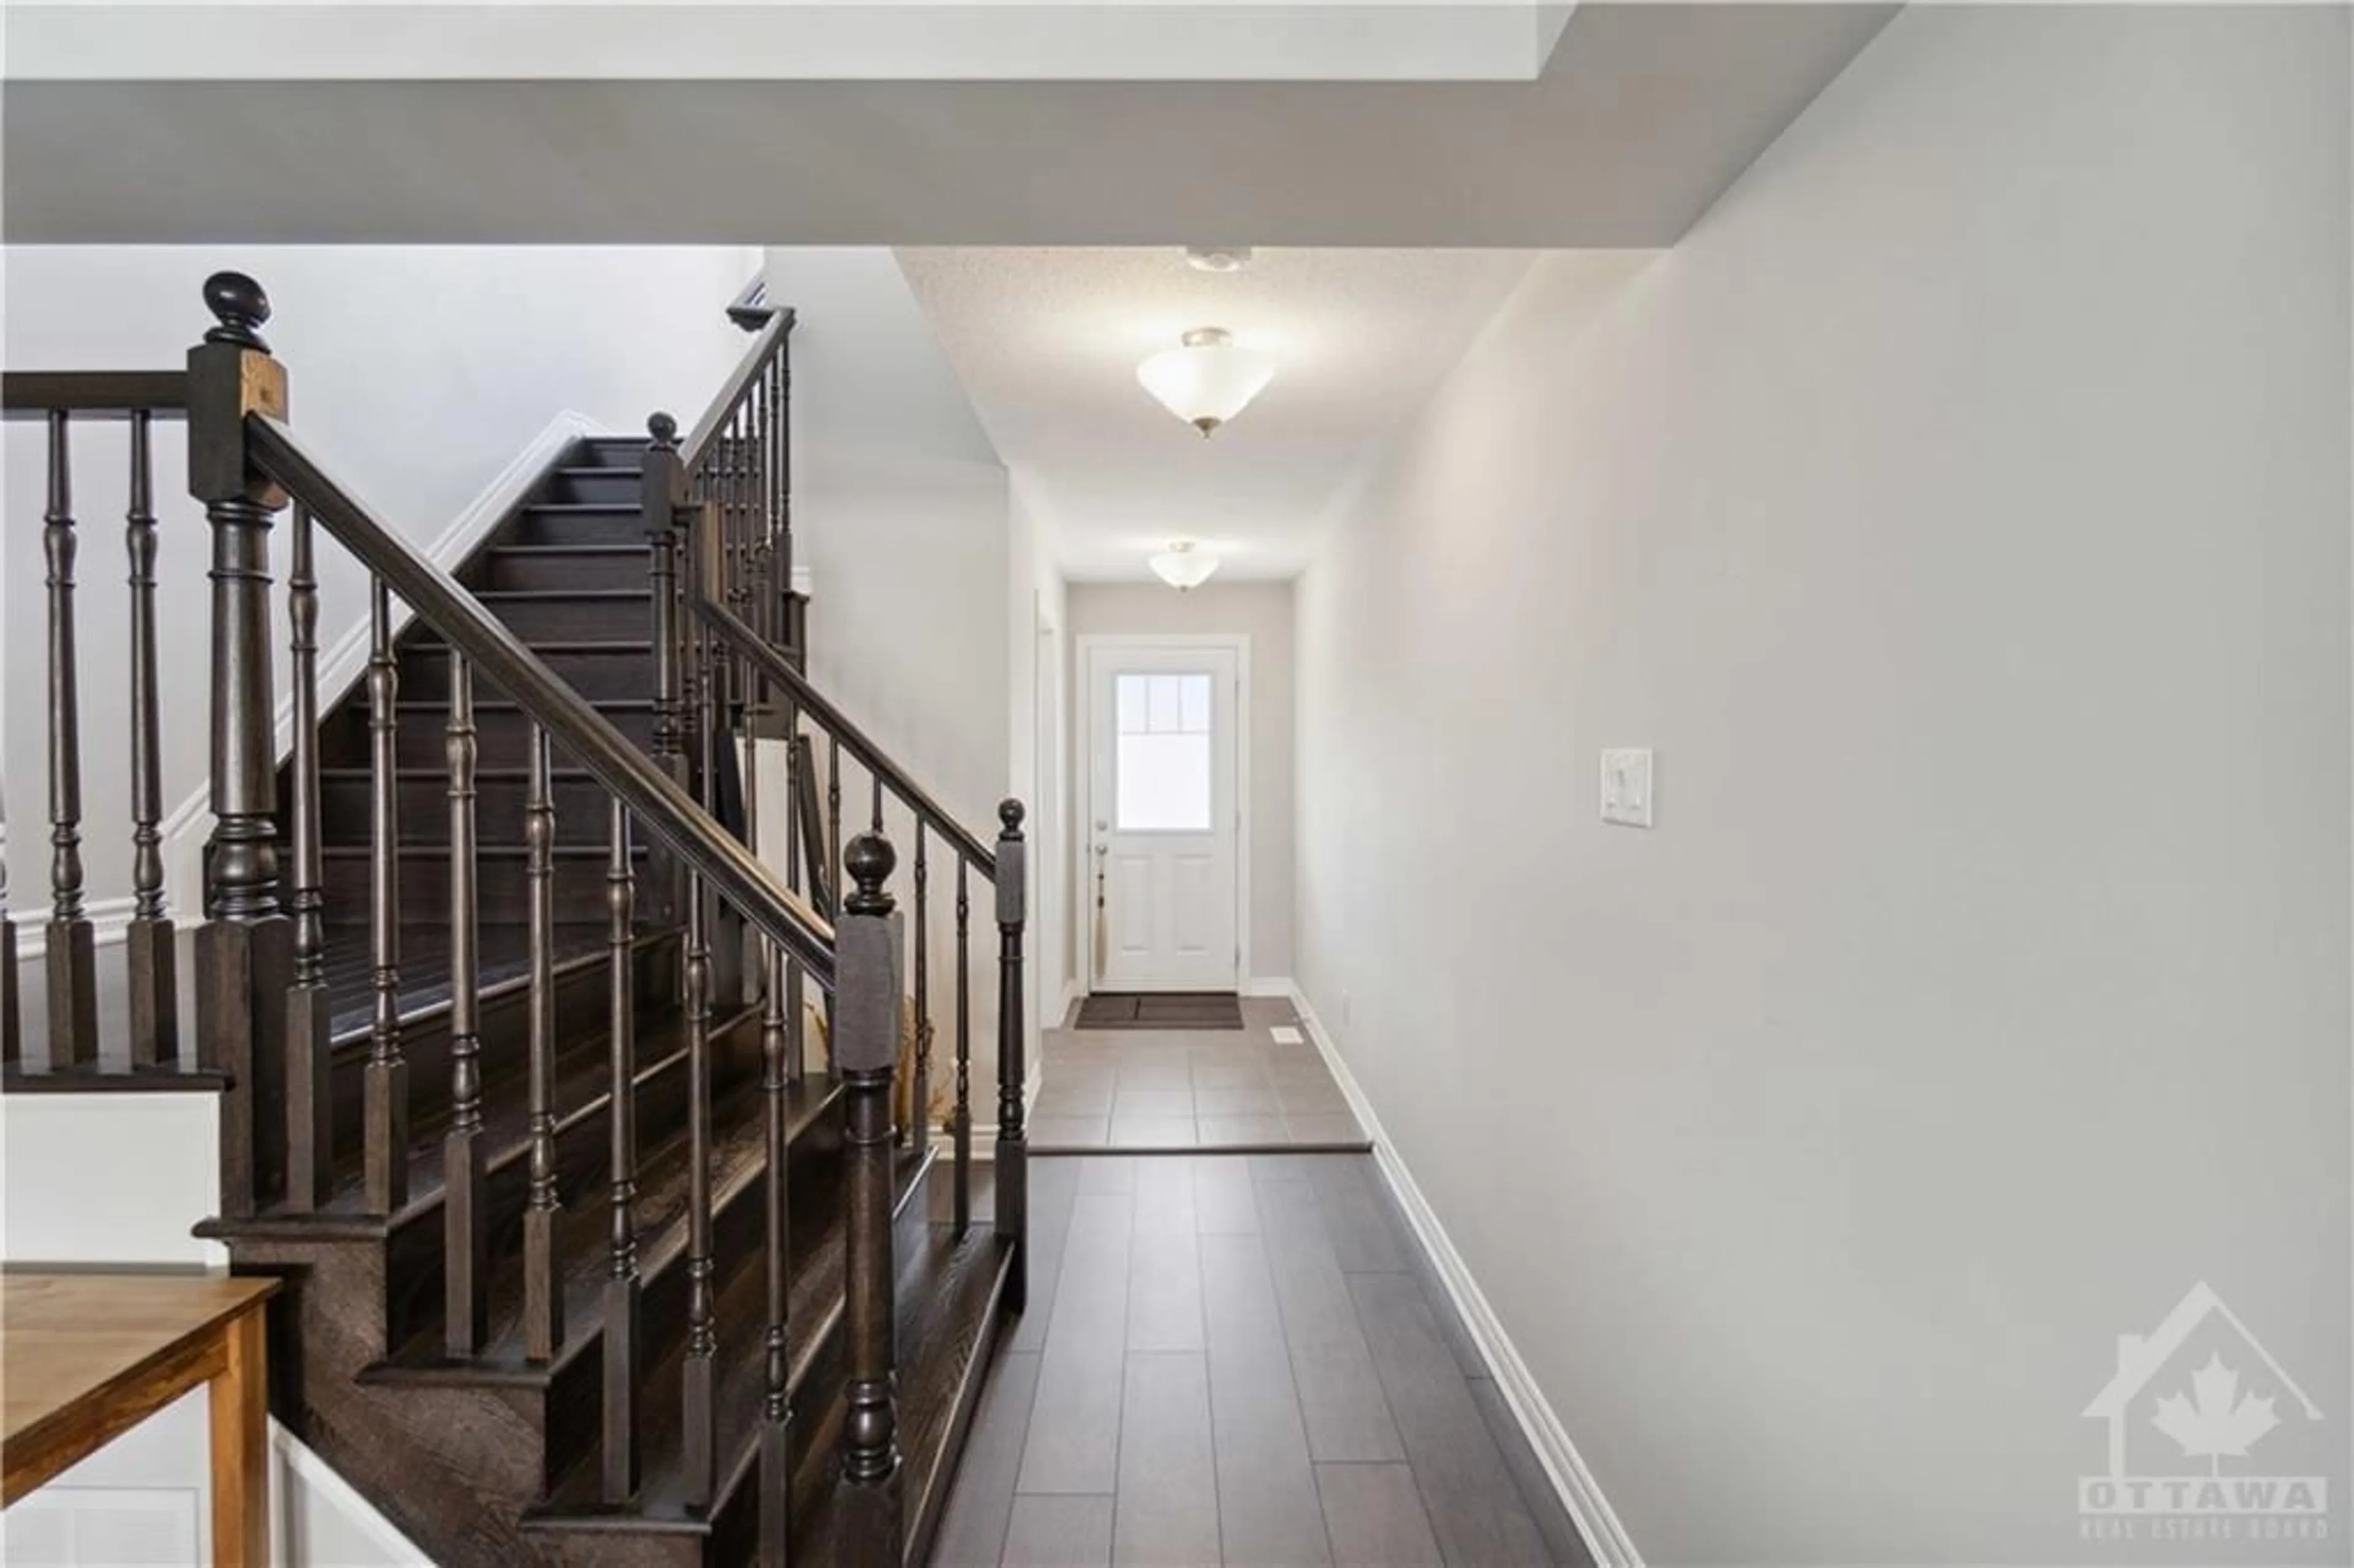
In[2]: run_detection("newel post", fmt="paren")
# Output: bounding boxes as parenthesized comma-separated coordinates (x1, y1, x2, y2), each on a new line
(837, 832, 903, 1564)
(994, 798, 1029, 1314)
(188, 272, 291, 1218)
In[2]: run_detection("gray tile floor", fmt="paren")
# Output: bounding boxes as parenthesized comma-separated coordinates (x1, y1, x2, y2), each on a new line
(1033, 999, 1370, 1152)
(931, 1152, 1592, 1567)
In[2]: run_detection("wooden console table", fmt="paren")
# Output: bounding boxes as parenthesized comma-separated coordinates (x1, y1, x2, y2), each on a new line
(2, 1272, 280, 1566)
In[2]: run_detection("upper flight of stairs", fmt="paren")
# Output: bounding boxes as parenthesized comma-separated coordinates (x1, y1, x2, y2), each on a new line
(6, 276, 1027, 1566)
(207, 433, 1015, 1565)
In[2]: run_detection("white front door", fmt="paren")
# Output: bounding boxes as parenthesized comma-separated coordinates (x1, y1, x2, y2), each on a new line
(1087, 644, 1240, 992)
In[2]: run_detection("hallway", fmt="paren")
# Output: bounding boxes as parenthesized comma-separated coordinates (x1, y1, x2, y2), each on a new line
(931, 1154, 1587, 1567)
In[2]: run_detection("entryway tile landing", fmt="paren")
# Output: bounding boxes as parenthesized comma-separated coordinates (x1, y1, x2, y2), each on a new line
(1032, 995, 1370, 1154)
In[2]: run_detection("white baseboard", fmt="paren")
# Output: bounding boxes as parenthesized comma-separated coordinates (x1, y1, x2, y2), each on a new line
(1287, 982, 1645, 1568)
(160, 412, 608, 920)
(13, 896, 141, 962)
(1242, 975, 1295, 999)
(270, 1418, 433, 1566)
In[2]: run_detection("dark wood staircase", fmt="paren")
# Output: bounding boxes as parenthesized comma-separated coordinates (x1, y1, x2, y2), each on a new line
(3, 275, 1028, 1566)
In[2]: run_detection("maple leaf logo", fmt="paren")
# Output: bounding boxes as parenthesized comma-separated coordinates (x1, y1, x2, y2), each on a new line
(2150, 1353, 2280, 1475)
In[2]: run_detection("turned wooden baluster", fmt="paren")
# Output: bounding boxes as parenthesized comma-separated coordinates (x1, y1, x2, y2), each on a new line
(444, 653, 490, 1355)
(44, 408, 97, 1068)
(364, 580, 409, 1213)
(826, 736, 842, 904)
(996, 799, 1030, 1313)
(786, 346, 805, 650)
(189, 272, 291, 1218)
(912, 822, 931, 1152)
(123, 408, 177, 1067)
(838, 831, 903, 1561)
(756, 903, 794, 1562)
(953, 857, 972, 1233)
(602, 800, 642, 1502)
(523, 725, 565, 1362)
(2, 797, 19, 1069)
(283, 503, 333, 1209)
(782, 718, 806, 1086)
(756, 356, 778, 650)
(680, 616, 718, 1507)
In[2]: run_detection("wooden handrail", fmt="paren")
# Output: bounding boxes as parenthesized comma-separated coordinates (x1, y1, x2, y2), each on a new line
(2, 371, 188, 419)
(246, 413, 839, 991)
(693, 598, 1000, 880)
(678, 306, 794, 479)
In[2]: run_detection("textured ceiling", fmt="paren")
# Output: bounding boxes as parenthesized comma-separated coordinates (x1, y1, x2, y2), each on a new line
(899, 247, 1545, 580)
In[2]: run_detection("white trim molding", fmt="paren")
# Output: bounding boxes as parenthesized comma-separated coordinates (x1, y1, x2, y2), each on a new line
(1287, 981, 1645, 1568)
(270, 1418, 433, 1565)
(1241, 975, 1295, 999)
(161, 411, 608, 918)
(1072, 631, 1253, 997)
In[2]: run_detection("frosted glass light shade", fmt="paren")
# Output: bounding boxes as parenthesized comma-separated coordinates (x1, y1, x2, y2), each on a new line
(1136, 328, 1276, 435)
(1149, 542, 1220, 591)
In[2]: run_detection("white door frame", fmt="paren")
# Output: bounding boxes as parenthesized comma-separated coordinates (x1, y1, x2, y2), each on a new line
(1074, 632, 1252, 996)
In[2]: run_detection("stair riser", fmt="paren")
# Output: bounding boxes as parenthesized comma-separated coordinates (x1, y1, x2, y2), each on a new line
(482, 596, 659, 644)
(379, 708, 657, 771)
(574, 439, 652, 471)
(473, 549, 655, 595)
(319, 775, 620, 845)
(317, 701, 656, 772)
(381, 1008, 766, 1359)
(507, 508, 649, 548)
(541, 468, 646, 506)
(402, 645, 657, 704)
(323, 853, 651, 926)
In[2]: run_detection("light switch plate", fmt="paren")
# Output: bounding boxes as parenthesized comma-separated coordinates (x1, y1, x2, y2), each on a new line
(1601, 748, 1654, 828)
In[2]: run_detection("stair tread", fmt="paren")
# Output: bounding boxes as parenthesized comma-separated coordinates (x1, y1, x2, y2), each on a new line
(370, 1052, 841, 1387)
(392, 697, 653, 710)
(794, 1223, 1017, 1561)
(474, 588, 652, 600)
(399, 640, 653, 657)
(528, 499, 644, 512)
(321, 843, 649, 860)
(207, 986, 718, 1237)
(525, 1146, 939, 1534)
(319, 764, 614, 779)
(318, 921, 628, 1043)
(484, 544, 650, 557)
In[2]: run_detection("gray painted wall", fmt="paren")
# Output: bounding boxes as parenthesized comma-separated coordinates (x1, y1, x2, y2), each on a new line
(763, 246, 1017, 1097)
(1295, 8, 2351, 1562)
(1066, 579, 1297, 986)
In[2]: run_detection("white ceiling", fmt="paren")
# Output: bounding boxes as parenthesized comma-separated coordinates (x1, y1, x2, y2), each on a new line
(6, 2, 1562, 82)
(899, 246, 1545, 580)
(1, 7, 1895, 245)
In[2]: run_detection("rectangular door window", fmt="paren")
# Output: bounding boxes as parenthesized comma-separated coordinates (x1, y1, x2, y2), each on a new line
(1114, 671, 1213, 831)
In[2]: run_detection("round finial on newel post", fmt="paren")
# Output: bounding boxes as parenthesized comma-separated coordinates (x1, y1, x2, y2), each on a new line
(647, 411, 679, 449)
(845, 831, 896, 916)
(997, 798, 1026, 840)
(202, 272, 272, 350)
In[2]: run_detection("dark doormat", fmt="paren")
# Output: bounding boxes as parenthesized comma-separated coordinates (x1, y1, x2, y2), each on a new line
(1075, 992, 1244, 1030)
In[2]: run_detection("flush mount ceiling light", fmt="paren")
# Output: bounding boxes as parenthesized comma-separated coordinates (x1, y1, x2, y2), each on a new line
(1149, 541, 1220, 592)
(1136, 327, 1276, 436)
(1183, 246, 1254, 274)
